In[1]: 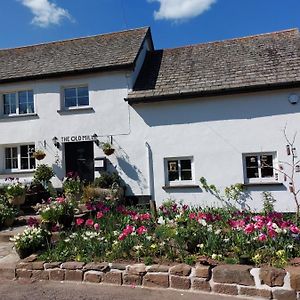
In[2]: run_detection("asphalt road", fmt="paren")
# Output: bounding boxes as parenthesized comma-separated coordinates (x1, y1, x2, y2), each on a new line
(0, 280, 246, 300)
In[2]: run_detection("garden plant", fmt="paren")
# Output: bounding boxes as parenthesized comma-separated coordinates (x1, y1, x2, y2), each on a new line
(12, 193, 300, 268)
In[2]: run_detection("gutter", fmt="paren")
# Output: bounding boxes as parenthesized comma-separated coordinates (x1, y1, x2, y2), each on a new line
(0, 63, 135, 84)
(125, 81, 300, 104)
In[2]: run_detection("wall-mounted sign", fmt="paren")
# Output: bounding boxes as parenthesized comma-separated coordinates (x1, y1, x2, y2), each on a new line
(61, 135, 97, 143)
(94, 157, 106, 171)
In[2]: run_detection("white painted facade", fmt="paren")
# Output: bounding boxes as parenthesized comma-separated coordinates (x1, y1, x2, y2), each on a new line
(0, 38, 299, 212)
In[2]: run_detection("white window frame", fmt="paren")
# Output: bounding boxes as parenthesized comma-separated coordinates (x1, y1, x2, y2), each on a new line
(243, 152, 278, 184)
(164, 156, 195, 186)
(63, 85, 89, 109)
(2, 90, 35, 116)
(4, 144, 36, 172)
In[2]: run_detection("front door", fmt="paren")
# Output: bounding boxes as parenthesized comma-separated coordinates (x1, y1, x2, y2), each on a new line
(65, 142, 94, 183)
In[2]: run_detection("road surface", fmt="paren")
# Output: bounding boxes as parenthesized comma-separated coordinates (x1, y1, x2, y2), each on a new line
(0, 280, 246, 300)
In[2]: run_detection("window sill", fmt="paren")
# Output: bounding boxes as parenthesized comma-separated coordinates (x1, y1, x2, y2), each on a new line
(0, 170, 35, 176)
(163, 184, 200, 189)
(0, 113, 38, 121)
(57, 107, 94, 114)
(243, 182, 283, 187)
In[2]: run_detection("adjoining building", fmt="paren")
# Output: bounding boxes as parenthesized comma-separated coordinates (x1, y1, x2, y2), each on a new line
(0, 27, 299, 211)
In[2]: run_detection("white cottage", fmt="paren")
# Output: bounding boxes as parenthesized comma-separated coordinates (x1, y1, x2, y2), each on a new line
(0, 27, 299, 211)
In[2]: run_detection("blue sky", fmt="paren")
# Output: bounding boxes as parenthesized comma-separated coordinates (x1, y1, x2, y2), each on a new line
(0, 0, 299, 50)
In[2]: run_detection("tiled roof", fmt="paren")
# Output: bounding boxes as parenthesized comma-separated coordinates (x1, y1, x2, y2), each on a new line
(0, 27, 150, 83)
(127, 29, 300, 102)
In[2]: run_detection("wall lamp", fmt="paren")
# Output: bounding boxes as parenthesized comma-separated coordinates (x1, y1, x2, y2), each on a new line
(52, 136, 61, 149)
(92, 133, 100, 146)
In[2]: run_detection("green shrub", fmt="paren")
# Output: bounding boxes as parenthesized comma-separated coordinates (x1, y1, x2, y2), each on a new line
(94, 172, 122, 188)
(34, 164, 55, 183)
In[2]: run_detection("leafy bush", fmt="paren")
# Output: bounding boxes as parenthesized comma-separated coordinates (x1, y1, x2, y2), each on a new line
(35, 197, 77, 226)
(63, 172, 83, 196)
(3, 178, 27, 198)
(0, 196, 18, 227)
(34, 164, 55, 183)
(12, 227, 50, 258)
(94, 172, 122, 189)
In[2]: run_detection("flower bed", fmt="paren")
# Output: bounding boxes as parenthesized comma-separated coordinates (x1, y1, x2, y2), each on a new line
(12, 198, 300, 268)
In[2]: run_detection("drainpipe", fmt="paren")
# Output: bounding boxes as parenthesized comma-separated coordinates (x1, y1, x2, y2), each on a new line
(145, 142, 157, 218)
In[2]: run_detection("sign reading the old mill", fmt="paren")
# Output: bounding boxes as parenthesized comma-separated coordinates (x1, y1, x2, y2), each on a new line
(61, 135, 97, 143)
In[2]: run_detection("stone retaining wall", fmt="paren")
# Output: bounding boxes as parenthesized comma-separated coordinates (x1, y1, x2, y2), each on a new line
(14, 256, 300, 300)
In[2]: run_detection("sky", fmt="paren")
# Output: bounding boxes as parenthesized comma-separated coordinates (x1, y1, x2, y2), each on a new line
(0, 0, 299, 50)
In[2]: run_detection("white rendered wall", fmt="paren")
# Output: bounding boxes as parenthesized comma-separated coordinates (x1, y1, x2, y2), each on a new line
(0, 71, 133, 188)
(0, 70, 300, 212)
(129, 88, 300, 212)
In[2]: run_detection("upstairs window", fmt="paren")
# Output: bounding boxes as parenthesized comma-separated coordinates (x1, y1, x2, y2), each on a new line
(3, 90, 34, 115)
(165, 157, 194, 186)
(243, 152, 276, 183)
(64, 86, 89, 108)
(4, 144, 35, 171)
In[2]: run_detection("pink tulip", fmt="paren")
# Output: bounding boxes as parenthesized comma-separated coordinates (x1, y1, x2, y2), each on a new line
(254, 220, 264, 230)
(258, 233, 267, 241)
(76, 218, 84, 226)
(267, 228, 277, 238)
(244, 223, 255, 234)
(85, 219, 94, 227)
(118, 233, 126, 241)
(94, 223, 100, 231)
(189, 213, 196, 220)
(290, 225, 300, 234)
(96, 212, 104, 219)
(56, 197, 65, 203)
(137, 226, 147, 235)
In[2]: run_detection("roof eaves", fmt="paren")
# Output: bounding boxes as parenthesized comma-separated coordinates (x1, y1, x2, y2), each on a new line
(125, 81, 300, 104)
(0, 63, 134, 84)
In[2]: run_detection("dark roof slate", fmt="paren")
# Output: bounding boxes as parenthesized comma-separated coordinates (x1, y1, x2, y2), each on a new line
(0, 27, 150, 83)
(127, 29, 300, 102)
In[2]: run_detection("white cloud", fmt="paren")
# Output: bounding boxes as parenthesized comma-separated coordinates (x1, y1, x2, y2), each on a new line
(19, 0, 72, 27)
(149, 0, 216, 21)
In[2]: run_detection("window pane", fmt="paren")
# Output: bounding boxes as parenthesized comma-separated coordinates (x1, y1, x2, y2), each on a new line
(65, 88, 76, 98)
(5, 159, 11, 170)
(12, 158, 18, 169)
(3, 94, 16, 114)
(20, 145, 28, 157)
(27, 90, 33, 103)
(261, 155, 274, 178)
(77, 87, 88, 97)
(168, 160, 179, 181)
(181, 171, 192, 180)
(180, 160, 191, 170)
(19, 103, 27, 114)
(3, 95, 10, 115)
(65, 97, 77, 107)
(18, 91, 28, 104)
(30, 158, 36, 169)
(28, 102, 34, 113)
(28, 145, 35, 154)
(78, 96, 89, 106)
(21, 158, 28, 170)
(5, 148, 11, 158)
(5, 147, 18, 169)
(3, 95, 9, 106)
(246, 156, 259, 178)
(180, 160, 192, 180)
(4, 105, 9, 115)
(12, 147, 18, 158)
